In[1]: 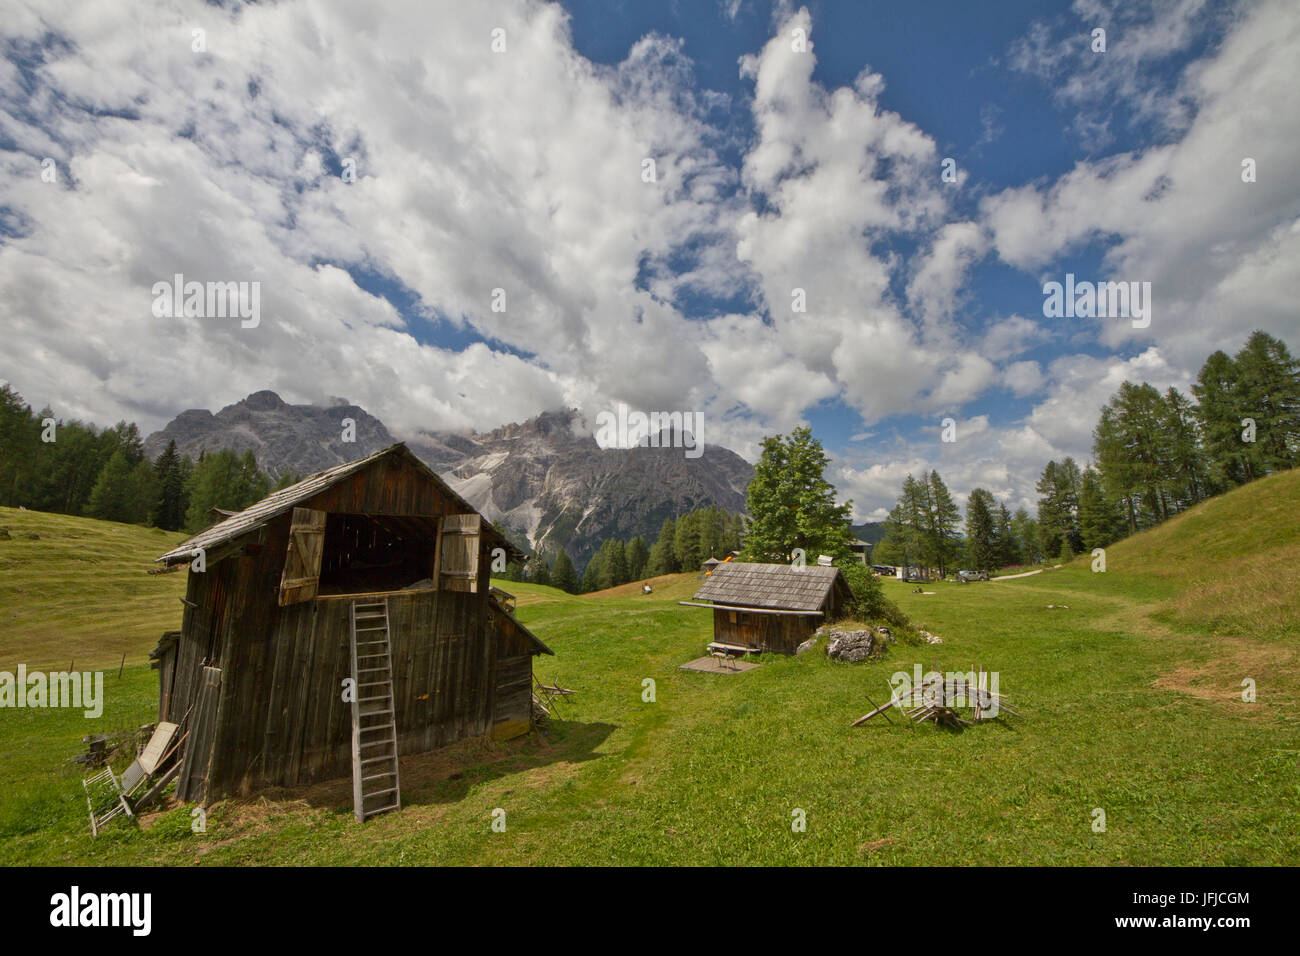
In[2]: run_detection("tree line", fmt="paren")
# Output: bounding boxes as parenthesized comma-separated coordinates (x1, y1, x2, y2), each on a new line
(1087, 330, 1298, 539)
(879, 330, 1299, 573)
(0, 385, 294, 533)
(1028, 331, 1298, 560)
(502, 506, 744, 594)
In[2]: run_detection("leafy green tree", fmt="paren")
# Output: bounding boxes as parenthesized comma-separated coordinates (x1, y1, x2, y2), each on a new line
(879, 474, 928, 569)
(1192, 349, 1254, 488)
(1233, 330, 1300, 474)
(128, 458, 158, 525)
(551, 549, 579, 593)
(230, 450, 270, 509)
(1159, 387, 1208, 511)
(646, 517, 678, 575)
(837, 561, 908, 628)
(85, 449, 138, 523)
(152, 440, 190, 531)
(272, 470, 300, 492)
(924, 470, 961, 575)
(31, 416, 102, 515)
(580, 553, 603, 593)
(673, 512, 704, 571)
(741, 426, 853, 563)
(1036, 458, 1083, 555)
(625, 537, 648, 581)
(183, 449, 272, 531)
(606, 539, 629, 587)
(993, 503, 1018, 568)
(0, 385, 38, 507)
(1011, 508, 1042, 565)
(1078, 465, 1122, 550)
(964, 488, 997, 572)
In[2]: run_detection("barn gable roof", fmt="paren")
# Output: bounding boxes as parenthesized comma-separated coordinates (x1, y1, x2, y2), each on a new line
(691, 561, 849, 612)
(156, 443, 520, 564)
(491, 592, 554, 656)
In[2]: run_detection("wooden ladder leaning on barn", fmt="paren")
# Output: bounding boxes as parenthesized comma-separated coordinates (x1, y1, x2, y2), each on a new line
(349, 599, 402, 822)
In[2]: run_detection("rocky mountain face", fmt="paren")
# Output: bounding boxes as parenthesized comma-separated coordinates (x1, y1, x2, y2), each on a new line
(145, 393, 753, 568)
(142, 390, 396, 477)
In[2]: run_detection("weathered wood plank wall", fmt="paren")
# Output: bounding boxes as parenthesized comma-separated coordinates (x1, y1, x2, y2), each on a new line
(711, 607, 819, 654)
(162, 452, 531, 802)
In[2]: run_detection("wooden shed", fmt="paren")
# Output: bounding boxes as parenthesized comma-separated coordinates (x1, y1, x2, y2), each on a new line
(681, 561, 852, 654)
(149, 443, 551, 820)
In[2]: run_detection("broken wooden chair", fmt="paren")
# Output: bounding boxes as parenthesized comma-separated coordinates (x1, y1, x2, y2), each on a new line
(82, 766, 135, 836)
(81, 720, 183, 836)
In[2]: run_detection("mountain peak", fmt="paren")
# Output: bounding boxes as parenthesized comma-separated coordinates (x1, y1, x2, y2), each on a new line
(239, 390, 288, 412)
(144, 394, 752, 566)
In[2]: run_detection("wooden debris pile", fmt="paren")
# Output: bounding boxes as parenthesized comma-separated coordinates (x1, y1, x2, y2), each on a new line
(72, 723, 156, 769)
(532, 674, 575, 724)
(853, 666, 1022, 731)
(80, 719, 186, 835)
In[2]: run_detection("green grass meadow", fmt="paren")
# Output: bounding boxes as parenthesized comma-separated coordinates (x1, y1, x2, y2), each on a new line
(0, 473, 1297, 865)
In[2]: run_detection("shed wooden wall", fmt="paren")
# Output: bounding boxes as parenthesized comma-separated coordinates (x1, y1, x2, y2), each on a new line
(208, 585, 497, 795)
(711, 606, 821, 654)
(490, 609, 538, 740)
(162, 452, 531, 802)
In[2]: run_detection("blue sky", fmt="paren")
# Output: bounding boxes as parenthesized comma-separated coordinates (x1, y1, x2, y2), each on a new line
(1, 0, 1297, 521)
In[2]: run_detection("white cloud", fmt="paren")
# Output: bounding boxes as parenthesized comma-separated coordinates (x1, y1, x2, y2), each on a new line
(984, 0, 1300, 369)
(1003, 360, 1045, 396)
(0, 0, 739, 439)
(982, 314, 1051, 361)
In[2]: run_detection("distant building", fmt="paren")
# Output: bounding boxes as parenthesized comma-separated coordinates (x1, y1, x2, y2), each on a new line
(848, 538, 870, 564)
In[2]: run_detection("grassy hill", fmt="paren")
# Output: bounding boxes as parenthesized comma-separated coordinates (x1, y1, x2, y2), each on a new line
(0, 507, 187, 670)
(1094, 467, 1300, 641)
(579, 572, 702, 602)
(0, 477, 1296, 866)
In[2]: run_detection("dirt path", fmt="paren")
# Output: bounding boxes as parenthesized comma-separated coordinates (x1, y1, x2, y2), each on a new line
(992, 564, 1061, 580)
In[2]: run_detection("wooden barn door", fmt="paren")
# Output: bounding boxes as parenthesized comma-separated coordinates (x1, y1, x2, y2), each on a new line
(437, 514, 481, 592)
(279, 507, 327, 605)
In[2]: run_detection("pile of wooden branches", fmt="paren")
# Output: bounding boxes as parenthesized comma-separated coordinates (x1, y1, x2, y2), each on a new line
(853, 667, 1021, 730)
(532, 674, 575, 724)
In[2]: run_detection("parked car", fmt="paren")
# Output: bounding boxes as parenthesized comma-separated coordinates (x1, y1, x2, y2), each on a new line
(958, 569, 990, 582)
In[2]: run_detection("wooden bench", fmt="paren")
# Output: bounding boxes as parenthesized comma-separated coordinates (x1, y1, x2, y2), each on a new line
(707, 641, 760, 668)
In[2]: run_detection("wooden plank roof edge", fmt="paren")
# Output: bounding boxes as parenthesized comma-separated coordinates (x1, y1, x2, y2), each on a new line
(689, 560, 848, 610)
(676, 600, 825, 616)
(154, 443, 524, 564)
(496, 607, 555, 656)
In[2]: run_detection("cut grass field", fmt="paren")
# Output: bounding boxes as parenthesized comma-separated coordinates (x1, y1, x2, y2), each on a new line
(0, 508, 187, 671)
(0, 473, 1296, 865)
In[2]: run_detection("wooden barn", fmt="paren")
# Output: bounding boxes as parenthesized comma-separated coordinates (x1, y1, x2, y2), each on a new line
(149, 443, 551, 821)
(681, 561, 852, 655)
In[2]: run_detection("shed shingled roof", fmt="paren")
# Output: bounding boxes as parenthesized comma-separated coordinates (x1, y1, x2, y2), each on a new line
(156, 443, 520, 565)
(691, 561, 848, 611)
